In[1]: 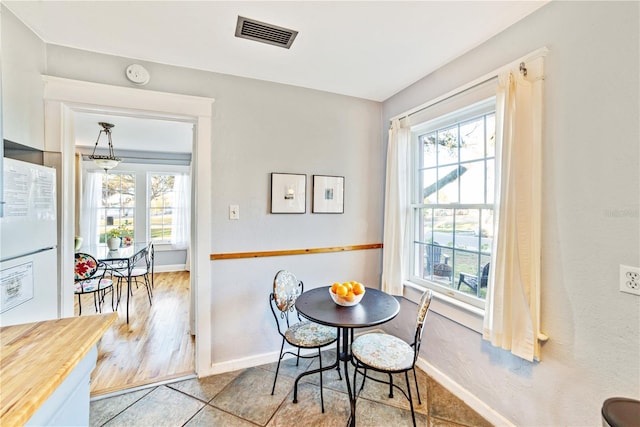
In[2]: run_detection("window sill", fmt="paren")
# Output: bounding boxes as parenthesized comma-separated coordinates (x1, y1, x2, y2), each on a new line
(403, 281, 484, 334)
(152, 243, 188, 252)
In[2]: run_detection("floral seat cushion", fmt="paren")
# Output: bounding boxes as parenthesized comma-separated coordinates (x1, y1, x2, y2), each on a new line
(352, 333, 414, 371)
(285, 321, 337, 348)
(75, 278, 113, 294)
(113, 267, 147, 277)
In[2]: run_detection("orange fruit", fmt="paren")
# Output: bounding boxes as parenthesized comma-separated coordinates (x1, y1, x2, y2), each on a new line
(335, 284, 348, 297)
(344, 291, 355, 302)
(353, 282, 365, 295)
(343, 282, 353, 292)
(331, 283, 340, 294)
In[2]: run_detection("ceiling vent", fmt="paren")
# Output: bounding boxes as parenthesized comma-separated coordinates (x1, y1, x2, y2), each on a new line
(235, 16, 298, 49)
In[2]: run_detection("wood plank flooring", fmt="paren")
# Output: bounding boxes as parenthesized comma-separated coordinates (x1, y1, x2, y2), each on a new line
(74, 271, 195, 397)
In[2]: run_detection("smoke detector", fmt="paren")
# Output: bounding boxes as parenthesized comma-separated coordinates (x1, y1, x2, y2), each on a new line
(235, 16, 298, 49)
(126, 64, 150, 85)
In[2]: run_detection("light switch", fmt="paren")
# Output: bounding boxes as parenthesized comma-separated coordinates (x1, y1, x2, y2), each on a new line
(229, 204, 239, 220)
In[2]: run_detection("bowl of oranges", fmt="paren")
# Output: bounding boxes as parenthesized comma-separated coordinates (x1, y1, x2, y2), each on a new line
(329, 281, 366, 306)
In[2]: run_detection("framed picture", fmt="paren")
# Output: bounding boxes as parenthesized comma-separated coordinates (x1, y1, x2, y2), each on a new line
(270, 173, 306, 213)
(312, 175, 344, 213)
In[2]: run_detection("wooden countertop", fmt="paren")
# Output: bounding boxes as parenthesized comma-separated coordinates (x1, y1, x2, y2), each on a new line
(0, 313, 116, 425)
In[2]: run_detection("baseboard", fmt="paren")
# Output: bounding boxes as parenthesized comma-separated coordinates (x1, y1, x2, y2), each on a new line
(153, 264, 187, 273)
(205, 349, 323, 376)
(203, 329, 383, 377)
(415, 358, 515, 427)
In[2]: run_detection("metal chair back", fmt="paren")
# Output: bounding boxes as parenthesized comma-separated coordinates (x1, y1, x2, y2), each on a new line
(412, 289, 433, 363)
(74, 252, 100, 282)
(270, 270, 303, 336)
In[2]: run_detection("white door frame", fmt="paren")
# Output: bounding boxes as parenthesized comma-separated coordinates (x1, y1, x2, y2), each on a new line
(43, 76, 214, 376)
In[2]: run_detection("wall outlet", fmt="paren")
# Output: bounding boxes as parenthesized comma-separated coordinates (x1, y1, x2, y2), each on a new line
(620, 265, 640, 296)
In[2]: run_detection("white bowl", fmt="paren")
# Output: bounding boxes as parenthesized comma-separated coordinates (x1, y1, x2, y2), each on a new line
(329, 287, 365, 307)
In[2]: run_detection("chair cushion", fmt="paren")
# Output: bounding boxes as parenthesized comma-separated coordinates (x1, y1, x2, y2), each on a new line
(352, 333, 414, 371)
(113, 268, 148, 278)
(285, 321, 337, 348)
(75, 278, 113, 294)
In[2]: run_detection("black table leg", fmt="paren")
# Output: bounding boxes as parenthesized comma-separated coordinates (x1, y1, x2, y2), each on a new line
(126, 259, 131, 323)
(292, 348, 340, 404)
(339, 327, 356, 427)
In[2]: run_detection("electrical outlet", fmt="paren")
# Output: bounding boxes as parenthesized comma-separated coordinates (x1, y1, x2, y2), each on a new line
(620, 265, 640, 296)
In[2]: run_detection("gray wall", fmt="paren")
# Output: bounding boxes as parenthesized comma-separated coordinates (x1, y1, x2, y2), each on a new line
(4, 2, 638, 425)
(44, 40, 384, 365)
(1, 6, 45, 148)
(383, 2, 640, 425)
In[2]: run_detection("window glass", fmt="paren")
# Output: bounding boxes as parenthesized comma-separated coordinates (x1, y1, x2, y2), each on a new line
(410, 100, 495, 307)
(149, 174, 176, 242)
(99, 173, 135, 243)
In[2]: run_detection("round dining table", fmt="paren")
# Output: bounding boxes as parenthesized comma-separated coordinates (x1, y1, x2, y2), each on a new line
(295, 286, 400, 427)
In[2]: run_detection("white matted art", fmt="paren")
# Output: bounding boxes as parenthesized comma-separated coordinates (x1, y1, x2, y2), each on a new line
(312, 175, 344, 213)
(270, 173, 306, 213)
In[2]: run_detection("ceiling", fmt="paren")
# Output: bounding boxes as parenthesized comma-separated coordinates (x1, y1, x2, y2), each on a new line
(5, 1, 547, 154)
(73, 111, 193, 154)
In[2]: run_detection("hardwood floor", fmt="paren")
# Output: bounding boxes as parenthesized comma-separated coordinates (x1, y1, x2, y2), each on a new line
(75, 271, 195, 397)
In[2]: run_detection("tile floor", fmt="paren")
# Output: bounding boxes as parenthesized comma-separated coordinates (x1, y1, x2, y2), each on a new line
(90, 350, 491, 427)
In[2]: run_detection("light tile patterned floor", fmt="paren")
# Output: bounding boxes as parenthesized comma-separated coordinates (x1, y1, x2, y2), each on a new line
(90, 350, 491, 427)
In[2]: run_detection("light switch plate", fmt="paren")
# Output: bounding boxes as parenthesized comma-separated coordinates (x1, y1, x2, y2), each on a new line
(620, 265, 640, 296)
(229, 204, 239, 220)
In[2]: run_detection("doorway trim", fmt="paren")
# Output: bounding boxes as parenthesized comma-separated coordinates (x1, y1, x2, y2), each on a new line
(43, 75, 214, 376)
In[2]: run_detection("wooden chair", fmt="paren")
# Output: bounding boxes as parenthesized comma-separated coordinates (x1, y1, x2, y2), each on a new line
(269, 270, 339, 413)
(458, 262, 490, 296)
(74, 252, 114, 315)
(351, 290, 433, 427)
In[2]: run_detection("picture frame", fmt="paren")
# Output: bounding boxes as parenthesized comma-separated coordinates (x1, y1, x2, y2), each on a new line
(270, 173, 306, 213)
(312, 175, 344, 214)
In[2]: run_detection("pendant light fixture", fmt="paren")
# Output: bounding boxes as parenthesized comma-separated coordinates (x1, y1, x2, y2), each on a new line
(89, 122, 121, 171)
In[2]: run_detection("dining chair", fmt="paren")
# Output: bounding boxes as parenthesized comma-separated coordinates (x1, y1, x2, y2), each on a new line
(112, 242, 153, 306)
(269, 270, 339, 413)
(351, 289, 433, 427)
(147, 242, 155, 289)
(74, 252, 115, 315)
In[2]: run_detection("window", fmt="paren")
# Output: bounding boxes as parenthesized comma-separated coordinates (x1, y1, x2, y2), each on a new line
(99, 172, 135, 243)
(85, 165, 189, 247)
(149, 174, 176, 243)
(410, 98, 496, 308)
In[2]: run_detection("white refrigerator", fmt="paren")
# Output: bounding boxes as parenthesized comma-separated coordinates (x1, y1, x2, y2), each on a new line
(0, 157, 58, 326)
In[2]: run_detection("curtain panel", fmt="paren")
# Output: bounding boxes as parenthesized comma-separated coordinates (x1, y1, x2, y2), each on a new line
(483, 61, 543, 362)
(171, 173, 191, 250)
(80, 171, 102, 248)
(381, 119, 411, 295)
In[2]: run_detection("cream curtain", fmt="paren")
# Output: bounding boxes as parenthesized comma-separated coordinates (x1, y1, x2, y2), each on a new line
(483, 65, 543, 361)
(80, 171, 102, 248)
(171, 173, 191, 250)
(381, 119, 411, 295)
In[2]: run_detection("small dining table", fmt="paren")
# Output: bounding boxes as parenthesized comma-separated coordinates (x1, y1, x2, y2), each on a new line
(80, 242, 148, 323)
(295, 286, 400, 427)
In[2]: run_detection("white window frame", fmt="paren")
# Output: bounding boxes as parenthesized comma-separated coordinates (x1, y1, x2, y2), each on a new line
(408, 98, 496, 310)
(147, 173, 178, 245)
(84, 162, 189, 248)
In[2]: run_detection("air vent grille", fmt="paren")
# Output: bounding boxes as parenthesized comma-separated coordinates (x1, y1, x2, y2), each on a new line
(235, 16, 298, 49)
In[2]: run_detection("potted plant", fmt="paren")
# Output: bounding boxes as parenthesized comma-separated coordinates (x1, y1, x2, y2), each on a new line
(106, 223, 133, 250)
(106, 229, 122, 250)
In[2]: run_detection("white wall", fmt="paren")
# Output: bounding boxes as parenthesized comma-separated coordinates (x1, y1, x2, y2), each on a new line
(1, 6, 45, 149)
(383, 2, 640, 425)
(44, 43, 384, 369)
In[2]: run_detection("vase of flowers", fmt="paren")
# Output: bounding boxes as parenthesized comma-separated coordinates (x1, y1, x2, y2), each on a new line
(106, 222, 133, 249)
(107, 235, 121, 250)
